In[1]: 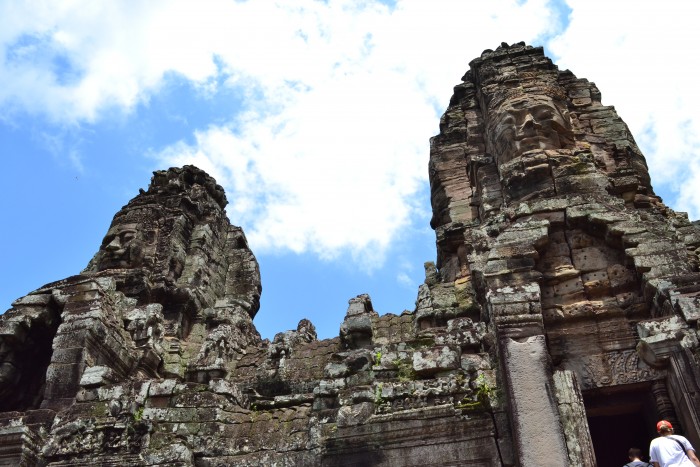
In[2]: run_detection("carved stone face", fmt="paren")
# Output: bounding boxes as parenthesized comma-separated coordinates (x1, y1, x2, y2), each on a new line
(489, 95, 572, 162)
(95, 223, 156, 270)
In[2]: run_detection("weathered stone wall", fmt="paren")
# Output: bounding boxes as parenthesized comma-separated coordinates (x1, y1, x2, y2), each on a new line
(0, 166, 508, 466)
(2, 43, 700, 466)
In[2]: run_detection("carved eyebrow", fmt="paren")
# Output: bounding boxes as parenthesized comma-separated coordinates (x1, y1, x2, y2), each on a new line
(497, 115, 515, 124)
(534, 108, 554, 118)
(492, 112, 516, 125)
(101, 227, 137, 244)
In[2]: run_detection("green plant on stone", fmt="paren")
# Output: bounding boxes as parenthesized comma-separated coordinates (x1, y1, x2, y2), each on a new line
(474, 373, 495, 406)
(373, 351, 382, 367)
(133, 406, 145, 422)
(396, 361, 415, 382)
(456, 397, 481, 410)
(456, 373, 495, 411)
(249, 403, 259, 422)
(374, 383, 384, 405)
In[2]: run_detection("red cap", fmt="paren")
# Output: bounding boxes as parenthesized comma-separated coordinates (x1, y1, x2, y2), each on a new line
(657, 420, 673, 431)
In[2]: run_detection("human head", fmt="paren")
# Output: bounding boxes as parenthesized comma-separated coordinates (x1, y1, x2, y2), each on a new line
(628, 447, 642, 460)
(657, 420, 674, 434)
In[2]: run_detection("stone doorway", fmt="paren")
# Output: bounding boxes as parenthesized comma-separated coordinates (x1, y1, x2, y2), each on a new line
(584, 383, 658, 467)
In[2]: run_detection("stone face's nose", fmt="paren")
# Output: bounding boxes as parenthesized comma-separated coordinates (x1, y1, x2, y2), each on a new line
(106, 236, 121, 251)
(520, 114, 539, 136)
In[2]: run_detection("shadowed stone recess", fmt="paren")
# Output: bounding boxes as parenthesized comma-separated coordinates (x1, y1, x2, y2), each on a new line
(2, 43, 700, 466)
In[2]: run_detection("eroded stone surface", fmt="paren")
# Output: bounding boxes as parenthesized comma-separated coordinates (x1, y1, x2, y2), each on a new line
(2, 43, 700, 466)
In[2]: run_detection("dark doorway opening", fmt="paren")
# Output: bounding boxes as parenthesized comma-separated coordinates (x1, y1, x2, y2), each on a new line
(585, 383, 658, 467)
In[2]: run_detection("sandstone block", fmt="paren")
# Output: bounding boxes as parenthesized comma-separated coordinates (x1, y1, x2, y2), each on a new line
(571, 247, 608, 272)
(336, 402, 374, 427)
(79, 365, 118, 388)
(412, 346, 460, 375)
(460, 353, 491, 372)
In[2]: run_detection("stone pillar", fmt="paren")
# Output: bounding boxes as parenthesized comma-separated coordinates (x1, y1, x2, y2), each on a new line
(498, 332, 569, 466)
(668, 355, 700, 446)
(554, 370, 596, 467)
(639, 318, 700, 445)
(482, 220, 570, 464)
(652, 379, 680, 429)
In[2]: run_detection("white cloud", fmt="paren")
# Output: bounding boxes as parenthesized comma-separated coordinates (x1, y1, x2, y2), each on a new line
(147, 0, 563, 262)
(548, 0, 700, 219)
(396, 254, 423, 287)
(397, 272, 413, 287)
(0, 0, 579, 263)
(153, 2, 564, 267)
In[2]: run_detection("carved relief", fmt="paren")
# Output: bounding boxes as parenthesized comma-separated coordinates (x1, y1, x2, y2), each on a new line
(487, 94, 573, 164)
(576, 350, 664, 390)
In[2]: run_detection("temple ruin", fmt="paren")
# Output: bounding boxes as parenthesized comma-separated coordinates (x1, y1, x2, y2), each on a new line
(1, 42, 699, 466)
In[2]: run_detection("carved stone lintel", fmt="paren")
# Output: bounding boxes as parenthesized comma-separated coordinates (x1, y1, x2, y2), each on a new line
(577, 350, 665, 390)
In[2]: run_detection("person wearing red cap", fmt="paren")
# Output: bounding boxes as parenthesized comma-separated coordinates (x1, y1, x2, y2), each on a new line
(649, 420, 700, 467)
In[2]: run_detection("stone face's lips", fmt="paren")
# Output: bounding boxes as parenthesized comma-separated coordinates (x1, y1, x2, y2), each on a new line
(515, 134, 560, 151)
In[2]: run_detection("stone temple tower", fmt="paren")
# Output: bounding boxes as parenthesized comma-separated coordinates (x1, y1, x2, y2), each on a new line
(1, 43, 699, 466)
(430, 41, 700, 465)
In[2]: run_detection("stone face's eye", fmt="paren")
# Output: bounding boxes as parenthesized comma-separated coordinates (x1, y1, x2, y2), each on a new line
(144, 230, 157, 243)
(534, 108, 554, 121)
(550, 120, 569, 133)
(497, 127, 514, 142)
(498, 115, 515, 127)
(493, 114, 515, 139)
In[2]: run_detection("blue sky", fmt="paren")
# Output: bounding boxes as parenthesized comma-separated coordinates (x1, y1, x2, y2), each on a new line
(2, 0, 699, 340)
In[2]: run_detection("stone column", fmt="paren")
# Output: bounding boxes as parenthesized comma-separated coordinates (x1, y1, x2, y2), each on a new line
(554, 370, 596, 467)
(484, 221, 570, 466)
(497, 330, 569, 466)
(652, 379, 680, 429)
